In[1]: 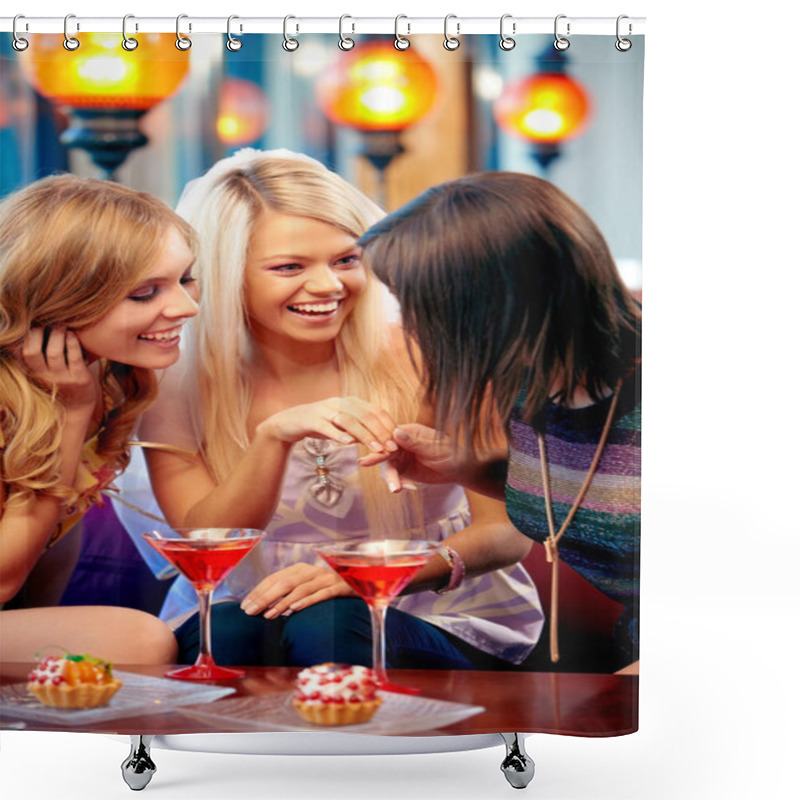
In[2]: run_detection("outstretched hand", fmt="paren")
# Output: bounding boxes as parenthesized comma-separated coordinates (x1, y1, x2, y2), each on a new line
(258, 396, 400, 454)
(358, 422, 462, 492)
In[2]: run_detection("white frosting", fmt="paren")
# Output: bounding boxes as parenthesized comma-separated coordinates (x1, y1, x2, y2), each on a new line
(294, 663, 378, 705)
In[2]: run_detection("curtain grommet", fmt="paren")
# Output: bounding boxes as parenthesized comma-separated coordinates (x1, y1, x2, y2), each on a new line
(176, 14, 192, 51)
(226, 15, 243, 52)
(554, 14, 570, 51)
(616, 15, 632, 51)
(499, 14, 516, 51)
(443, 14, 460, 51)
(63, 13, 80, 51)
(338, 14, 355, 51)
(283, 15, 299, 52)
(12, 14, 29, 51)
(394, 15, 410, 50)
(121, 14, 138, 51)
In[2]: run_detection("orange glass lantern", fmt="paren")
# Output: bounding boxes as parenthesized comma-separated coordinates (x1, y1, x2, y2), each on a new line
(19, 33, 190, 175)
(493, 47, 591, 173)
(316, 40, 437, 133)
(216, 78, 270, 147)
(494, 72, 590, 144)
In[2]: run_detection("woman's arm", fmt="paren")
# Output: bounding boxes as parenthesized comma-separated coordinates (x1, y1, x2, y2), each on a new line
(238, 486, 531, 622)
(0, 329, 96, 603)
(146, 396, 402, 530)
(404, 489, 531, 594)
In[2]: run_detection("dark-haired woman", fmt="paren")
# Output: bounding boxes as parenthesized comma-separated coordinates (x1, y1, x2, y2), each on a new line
(359, 172, 641, 672)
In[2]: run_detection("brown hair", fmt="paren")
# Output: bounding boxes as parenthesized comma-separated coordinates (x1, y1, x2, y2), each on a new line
(1, 174, 195, 508)
(360, 171, 641, 443)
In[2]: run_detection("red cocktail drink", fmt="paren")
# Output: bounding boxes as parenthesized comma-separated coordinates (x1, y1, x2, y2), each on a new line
(316, 540, 439, 694)
(321, 553, 432, 605)
(147, 537, 260, 590)
(143, 528, 265, 681)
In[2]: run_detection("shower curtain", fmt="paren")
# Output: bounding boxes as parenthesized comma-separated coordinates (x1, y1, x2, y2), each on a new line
(1, 17, 643, 742)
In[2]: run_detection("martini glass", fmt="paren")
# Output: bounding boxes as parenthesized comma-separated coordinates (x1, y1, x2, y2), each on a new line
(315, 539, 440, 694)
(143, 528, 265, 681)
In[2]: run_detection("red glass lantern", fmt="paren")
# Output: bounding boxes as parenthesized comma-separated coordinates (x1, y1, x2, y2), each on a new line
(316, 41, 437, 132)
(216, 78, 270, 146)
(18, 33, 190, 175)
(494, 72, 590, 144)
(20, 33, 189, 111)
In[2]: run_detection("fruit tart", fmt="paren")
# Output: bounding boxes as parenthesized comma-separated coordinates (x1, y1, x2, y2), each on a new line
(292, 663, 382, 726)
(27, 652, 123, 709)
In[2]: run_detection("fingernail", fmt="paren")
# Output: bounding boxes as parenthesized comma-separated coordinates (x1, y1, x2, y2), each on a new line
(388, 481, 401, 493)
(385, 440, 399, 452)
(401, 482, 418, 492)
(369, 441, 383, 452)
(339, 434, 355, 444)
(394, 428, 411, 442)
(263, 608, 278, 619)
(240, 601, 257, 615)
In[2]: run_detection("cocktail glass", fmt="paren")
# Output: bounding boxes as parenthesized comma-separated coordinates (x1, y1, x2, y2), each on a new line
(143, 528, 265, 681)
(315, 539, 440, 694)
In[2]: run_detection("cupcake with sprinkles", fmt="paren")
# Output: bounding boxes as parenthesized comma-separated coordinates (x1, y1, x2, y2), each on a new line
(27, 651, 123, 709)
(292, 663, 382, 726)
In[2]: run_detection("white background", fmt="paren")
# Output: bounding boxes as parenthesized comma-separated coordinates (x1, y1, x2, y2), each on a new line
(2, 1, 799, 798)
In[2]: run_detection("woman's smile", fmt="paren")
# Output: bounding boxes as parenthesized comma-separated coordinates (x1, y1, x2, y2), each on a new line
(244, 211, 367, 351)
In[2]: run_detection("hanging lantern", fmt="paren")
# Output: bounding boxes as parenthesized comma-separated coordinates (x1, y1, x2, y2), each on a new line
(494, 72, 590, 143)
(316, 40, 437, 133)
(316, 39, 438, 206)
(493, 48, 591, 172)
(216, 78, 270, 147)
(19, 33, 190, 176)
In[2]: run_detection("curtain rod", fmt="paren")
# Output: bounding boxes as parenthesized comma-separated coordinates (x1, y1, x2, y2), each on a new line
(1, 16, 645, 36)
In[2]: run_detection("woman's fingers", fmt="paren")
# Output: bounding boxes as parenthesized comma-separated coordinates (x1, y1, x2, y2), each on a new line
(20, 327, 46, 373)
(325, 397, 398, 453)
(64, 331, 89, 377)
(240, 564, 350, 618)
(44, 327, 68, 372)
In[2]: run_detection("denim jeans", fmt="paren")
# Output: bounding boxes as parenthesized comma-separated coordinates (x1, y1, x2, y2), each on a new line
(175, 597, 510, 670)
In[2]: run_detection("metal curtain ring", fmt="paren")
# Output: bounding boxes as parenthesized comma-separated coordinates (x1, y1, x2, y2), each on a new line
(176, 14, 192, 50)
(554, 14, 570, 51)
(12, 15, 29, 51)
(283, 15, 299, 51)
(63, 13, 80, 51)
(338, 14, 355, 51)
(394, 15, 410, 50)
(616, 15, 632, 51)
(226, 15, 243, 51)
(499, 14, 515, 51)
(122, 14, 138, 51)
(443, 14, 460, 51)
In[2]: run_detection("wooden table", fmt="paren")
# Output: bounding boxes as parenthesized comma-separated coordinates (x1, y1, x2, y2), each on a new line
(1, 663, 637, 738)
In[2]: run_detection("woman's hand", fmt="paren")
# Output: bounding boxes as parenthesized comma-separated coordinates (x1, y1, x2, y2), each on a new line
(358, 423, 463, 490)
(359, 423, 509, 499)
(239, 563, 355, 619)
(21, 327, 96, 414)
(257, 396, 400, 454)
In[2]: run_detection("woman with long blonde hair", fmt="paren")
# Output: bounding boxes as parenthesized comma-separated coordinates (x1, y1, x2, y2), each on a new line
(135, 150, 543, 669)
(1, 174, 198, 663)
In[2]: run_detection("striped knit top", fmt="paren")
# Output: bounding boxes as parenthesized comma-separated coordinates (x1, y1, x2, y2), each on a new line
(505, 370, 641, 659)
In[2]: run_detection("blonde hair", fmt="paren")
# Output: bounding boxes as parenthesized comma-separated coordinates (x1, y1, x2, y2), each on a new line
(1, 174, 195, 510)
(179, 155, 422, 534)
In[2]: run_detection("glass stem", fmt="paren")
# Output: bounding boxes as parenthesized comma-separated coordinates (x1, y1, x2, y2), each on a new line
(368, 601, 389, 686)
(194, 586, 215, 670)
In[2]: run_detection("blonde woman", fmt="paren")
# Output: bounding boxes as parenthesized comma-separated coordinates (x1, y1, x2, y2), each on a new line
(136, 150, 543, 669)
(1, 175, 198, 663)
